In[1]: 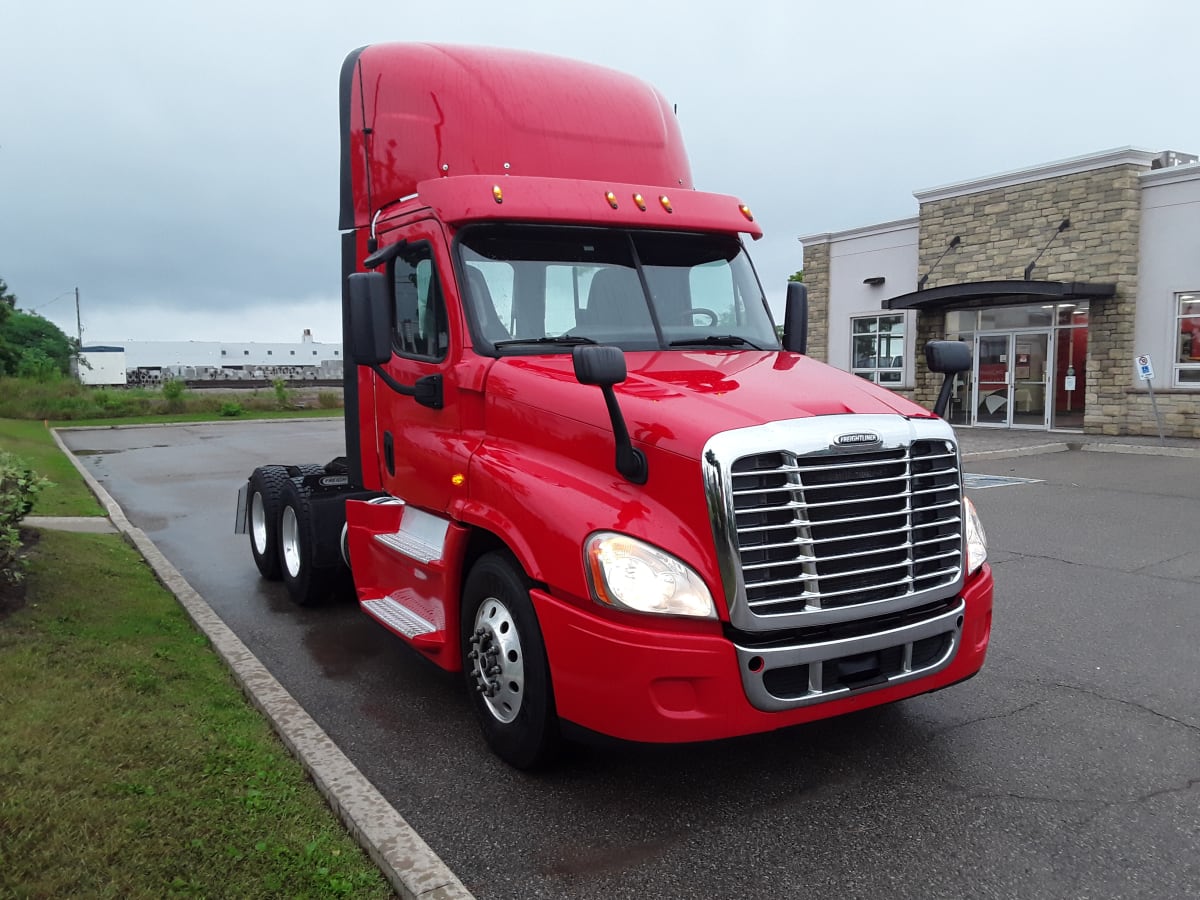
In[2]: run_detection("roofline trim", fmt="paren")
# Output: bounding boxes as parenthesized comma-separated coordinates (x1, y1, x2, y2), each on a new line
(913, 147, 1160, 204)
(1139, 161, 1200, 188)
(797, 216, 920, 246)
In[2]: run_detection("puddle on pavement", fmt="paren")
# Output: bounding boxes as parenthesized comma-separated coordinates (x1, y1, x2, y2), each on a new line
(303, 615, 385, 678)
(537, 835, 681, 877)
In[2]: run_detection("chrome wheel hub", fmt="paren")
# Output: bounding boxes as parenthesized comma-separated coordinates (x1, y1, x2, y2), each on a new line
(280, 505, 302, 578)
(468, 597, 524, 723)
(250, 491, 268, 554)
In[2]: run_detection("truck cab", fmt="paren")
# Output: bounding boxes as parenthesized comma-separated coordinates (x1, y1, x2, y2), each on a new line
(238, 43, 992, 769)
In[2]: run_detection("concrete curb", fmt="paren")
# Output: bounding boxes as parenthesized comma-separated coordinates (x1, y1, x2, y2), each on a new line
(959, 440, 1200, 462)
(50, 428, 474, 900)
(1075, 442, 1200, 459)
(961, 442, 1072, 462)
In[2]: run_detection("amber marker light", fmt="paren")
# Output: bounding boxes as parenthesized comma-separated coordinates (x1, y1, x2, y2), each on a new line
(739, 204, 754, 222)
(605, 191, 619, 209)
(659, 195, 673, 213)
(452, 473, 465, 487)
(633, 193, 647, 211)
(492, 185, 504, 204)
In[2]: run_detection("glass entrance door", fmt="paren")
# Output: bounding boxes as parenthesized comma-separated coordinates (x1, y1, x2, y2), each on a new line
(1012, 332, 1050, 428)
(973, 331, 1051, 429)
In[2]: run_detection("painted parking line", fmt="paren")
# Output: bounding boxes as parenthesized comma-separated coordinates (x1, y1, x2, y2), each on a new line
(963, 473, 1045, 490)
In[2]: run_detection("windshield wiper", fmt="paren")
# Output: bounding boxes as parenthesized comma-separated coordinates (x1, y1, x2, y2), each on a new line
(492, 335, 598, 349)
(668, 334, 764, 350)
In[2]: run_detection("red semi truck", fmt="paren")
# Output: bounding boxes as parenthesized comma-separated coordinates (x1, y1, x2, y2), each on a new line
(236, 43, 993, 768)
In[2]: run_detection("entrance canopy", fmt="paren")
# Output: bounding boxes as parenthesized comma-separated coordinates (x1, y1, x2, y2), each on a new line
(883, 280, 1116, 311)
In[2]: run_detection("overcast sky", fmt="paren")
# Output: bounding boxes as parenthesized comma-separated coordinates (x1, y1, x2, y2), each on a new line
(4, 0, 1199, 345)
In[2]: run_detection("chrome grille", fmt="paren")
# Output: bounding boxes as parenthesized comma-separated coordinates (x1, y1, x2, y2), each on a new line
(731, 440, 961, 616)
(702, 416, 966, 635)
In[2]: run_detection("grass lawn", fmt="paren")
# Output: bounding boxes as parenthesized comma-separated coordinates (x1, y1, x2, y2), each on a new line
(0, 419, 103, 516)
(60, 408, 342, 428)
(0, 530, 393, 899)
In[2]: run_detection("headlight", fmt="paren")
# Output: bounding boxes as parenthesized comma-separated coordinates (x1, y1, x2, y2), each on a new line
(584, 532, 716, 619)
(964, 496, 988, 575)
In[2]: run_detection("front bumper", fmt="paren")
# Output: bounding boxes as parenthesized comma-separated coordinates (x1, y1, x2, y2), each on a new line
(534, 565, 993, 744)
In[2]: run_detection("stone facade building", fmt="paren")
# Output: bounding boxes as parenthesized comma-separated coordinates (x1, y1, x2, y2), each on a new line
(799, 148, 1200, 438)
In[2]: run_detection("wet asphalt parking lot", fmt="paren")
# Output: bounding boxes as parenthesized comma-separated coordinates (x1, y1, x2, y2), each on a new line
(63, 421, 1200, 900)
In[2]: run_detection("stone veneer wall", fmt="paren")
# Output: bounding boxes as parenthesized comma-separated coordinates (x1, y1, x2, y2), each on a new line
(1122, 391, 1200, 438)
(799, 242, 830, 363)
(914, 164, 1146, 434)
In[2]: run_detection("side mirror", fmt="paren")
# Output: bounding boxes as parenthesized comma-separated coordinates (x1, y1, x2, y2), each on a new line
(573, 343, 626, 386)
(925, 340, 972, 419)
(926, 340, 972, 374)
(782, 282, 808, 354)
(347, 272, 392, 366)
(572, 345, 646, 484)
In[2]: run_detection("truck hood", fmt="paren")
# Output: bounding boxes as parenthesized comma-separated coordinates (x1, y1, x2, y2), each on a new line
(484, 350, 933, 460)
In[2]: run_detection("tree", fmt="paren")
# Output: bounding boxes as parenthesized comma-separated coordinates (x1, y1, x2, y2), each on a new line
(787, 270, 804, 283)
(0, 279, 74, 377)
(0, 280, 14, 373)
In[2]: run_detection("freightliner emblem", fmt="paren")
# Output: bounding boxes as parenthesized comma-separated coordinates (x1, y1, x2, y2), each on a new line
(834, 432, 881, 447)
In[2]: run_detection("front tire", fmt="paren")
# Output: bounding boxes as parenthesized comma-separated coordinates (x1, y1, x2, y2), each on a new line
(277, 477, 336, 607)
(461, 552, 560, 770)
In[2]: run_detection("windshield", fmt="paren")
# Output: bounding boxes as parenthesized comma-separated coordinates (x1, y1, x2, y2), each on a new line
(456, 225, 780, 354)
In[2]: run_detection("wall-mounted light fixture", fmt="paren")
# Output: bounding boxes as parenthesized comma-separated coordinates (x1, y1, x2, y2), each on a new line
(1024, 217, 1071, 281)
(918, 235, 961, 291)
(863, 276, 886, 286)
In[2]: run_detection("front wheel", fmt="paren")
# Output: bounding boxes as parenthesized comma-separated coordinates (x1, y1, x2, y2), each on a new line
(461, 552, 560, 769)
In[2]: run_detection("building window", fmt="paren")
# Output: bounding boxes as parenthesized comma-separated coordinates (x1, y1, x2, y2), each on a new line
(851, 314, 905, 385)
(243, 350, 249, 356)
(221, 350, 227, 357)
(1176, 292, 1200, 386)
(334, 350, 340, 356)
(312, 350, 318, 356)
(267, 350, 273, 355)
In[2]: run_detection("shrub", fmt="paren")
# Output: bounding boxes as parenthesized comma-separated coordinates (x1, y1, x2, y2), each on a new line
(0, 452, 51, 585)
(218, 401, 244, 417)
(161, 378, 185, 412)
(16, 348, 62, 382)
(272, 378, 291, 409)
(161, 378, 184, 401)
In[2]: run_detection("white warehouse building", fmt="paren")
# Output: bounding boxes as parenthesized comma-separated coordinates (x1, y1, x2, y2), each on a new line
(77, 329, 343, 386)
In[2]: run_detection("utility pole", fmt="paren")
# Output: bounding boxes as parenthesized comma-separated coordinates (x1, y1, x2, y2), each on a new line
(75, 286, 82, 347)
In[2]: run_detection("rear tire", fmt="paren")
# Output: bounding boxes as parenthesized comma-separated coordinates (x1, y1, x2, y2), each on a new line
(278, 477, 336, 607)
(461, 552, 560, 770)
(248, 466, 289, 579)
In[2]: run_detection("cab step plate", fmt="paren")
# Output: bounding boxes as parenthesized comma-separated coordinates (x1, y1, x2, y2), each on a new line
(362, 598, 436, 638)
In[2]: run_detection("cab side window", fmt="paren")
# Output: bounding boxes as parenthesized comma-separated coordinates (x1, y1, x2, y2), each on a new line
(392, 243, 448, 360)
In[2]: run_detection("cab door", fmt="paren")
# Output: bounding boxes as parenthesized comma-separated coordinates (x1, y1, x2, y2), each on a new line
(373, 218, 466, 513)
